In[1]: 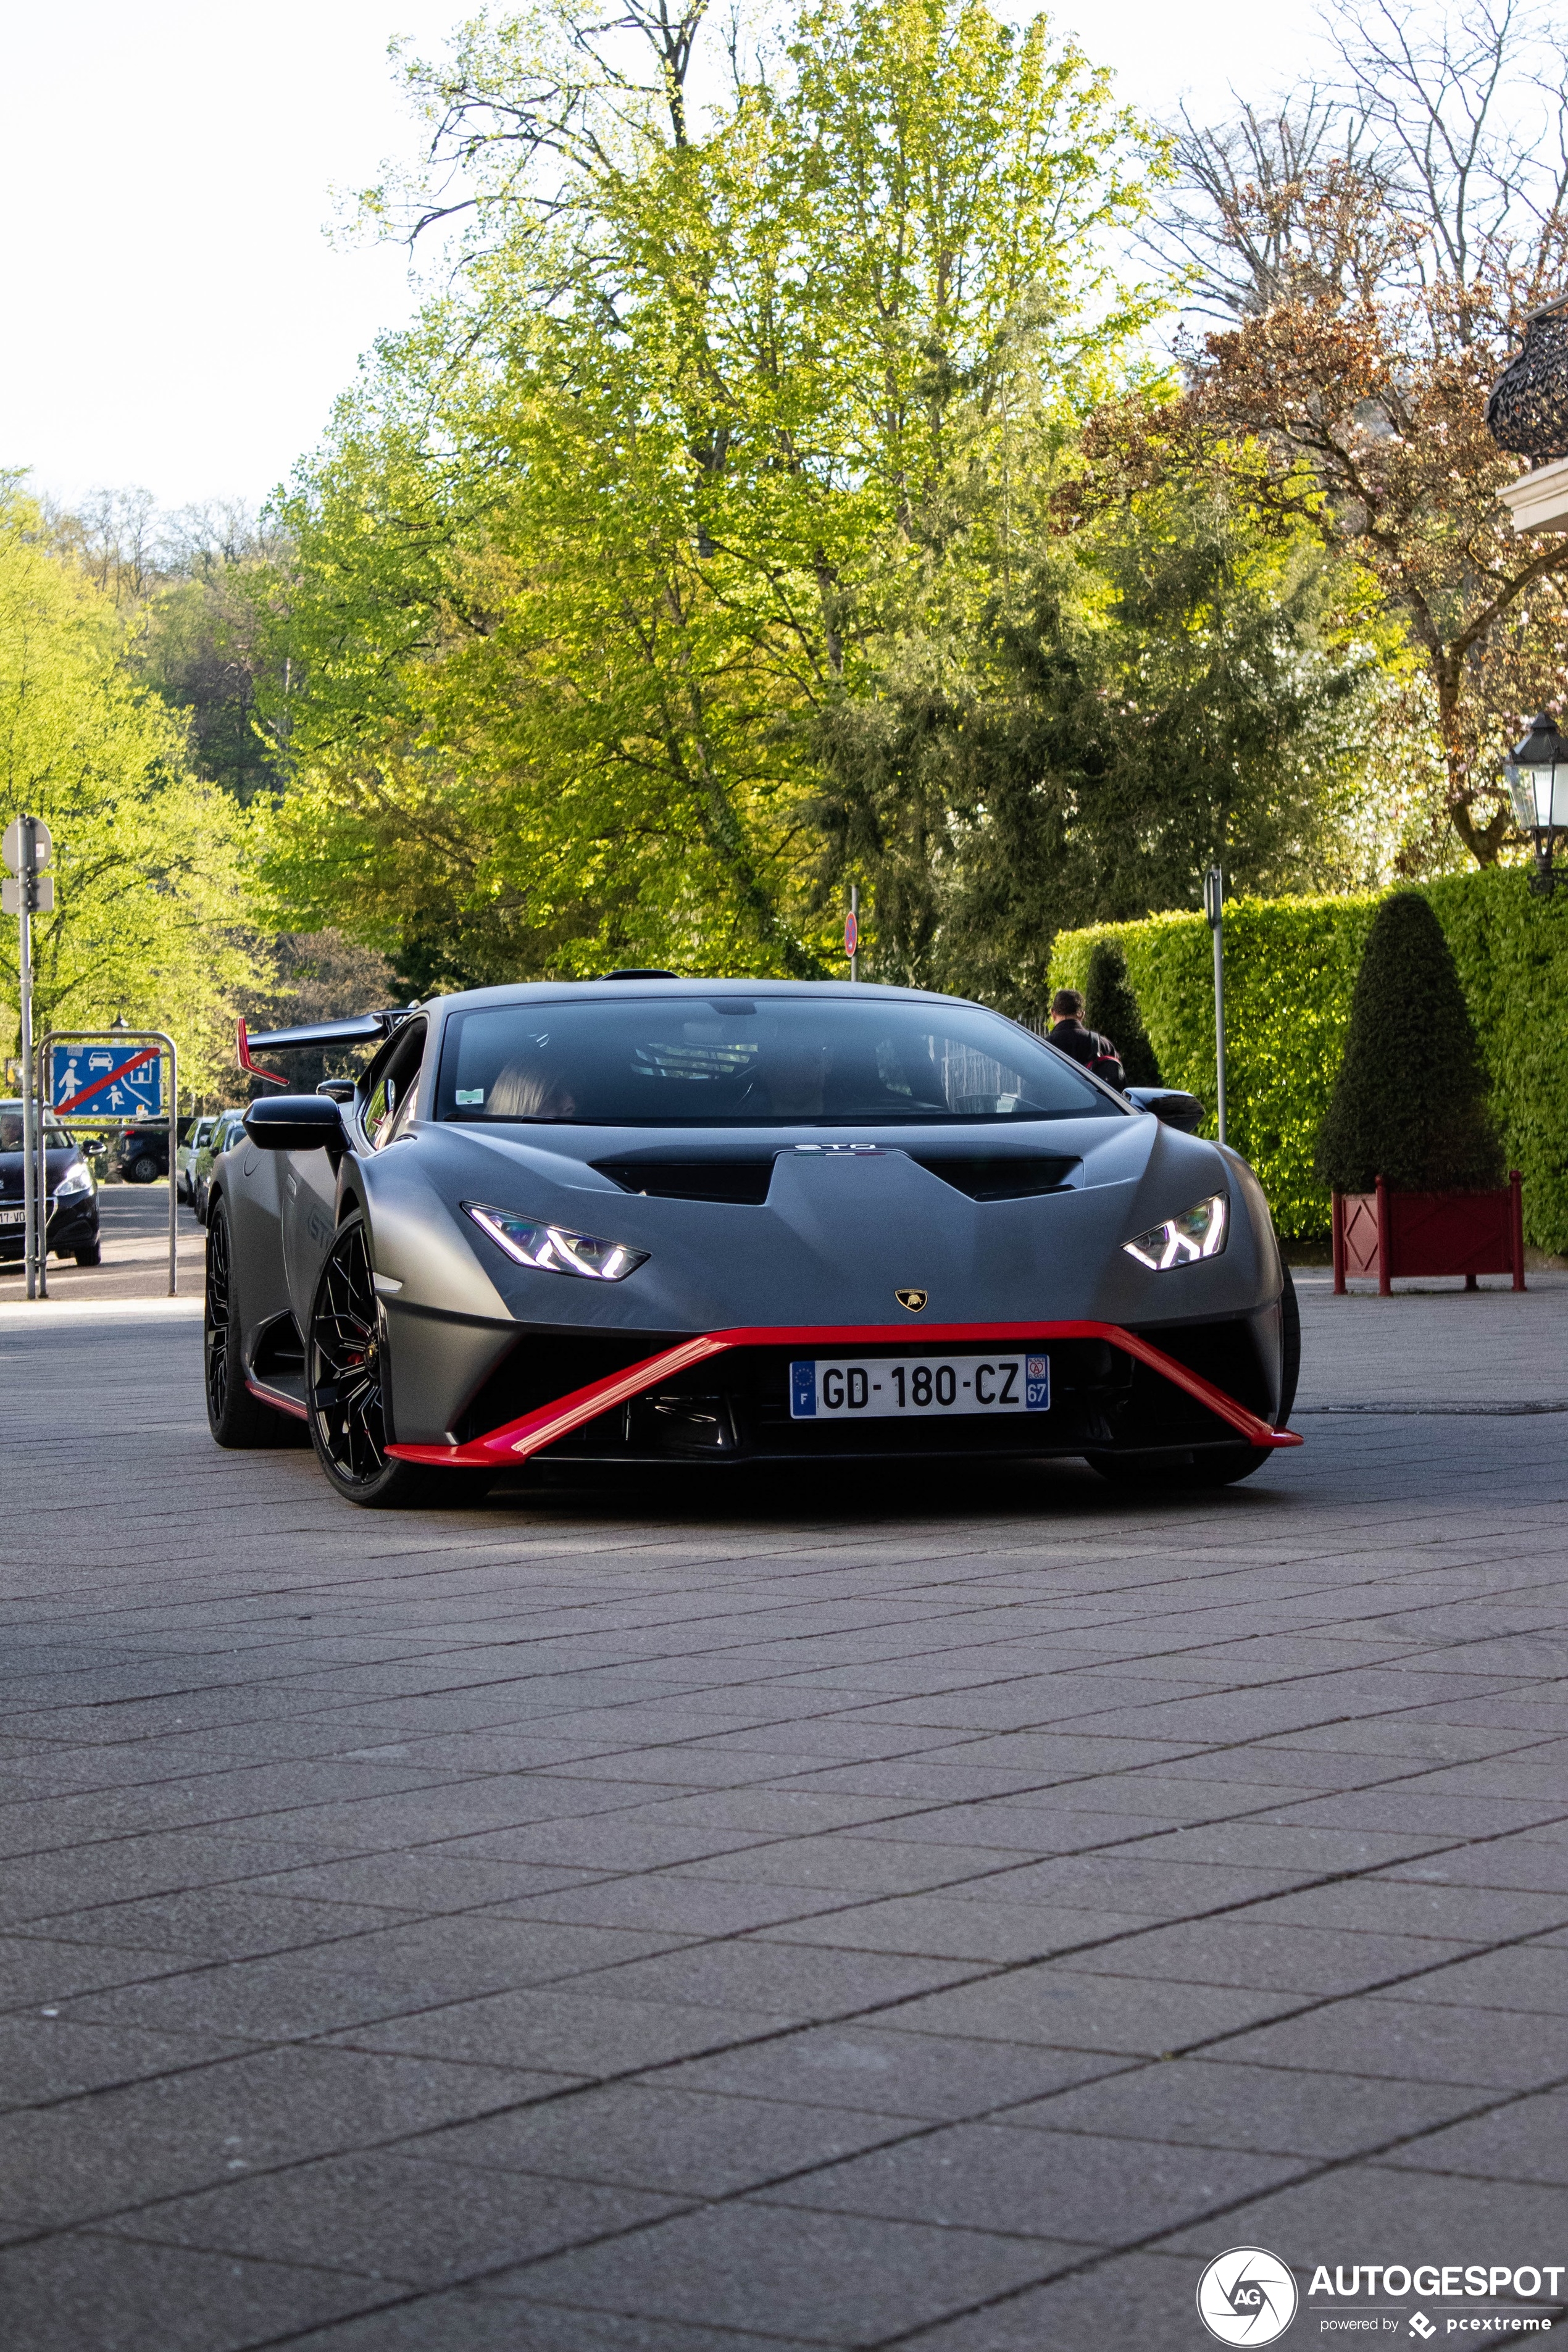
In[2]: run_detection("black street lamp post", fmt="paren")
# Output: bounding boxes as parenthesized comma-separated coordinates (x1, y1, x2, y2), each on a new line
(1504, 712, 1568, 895)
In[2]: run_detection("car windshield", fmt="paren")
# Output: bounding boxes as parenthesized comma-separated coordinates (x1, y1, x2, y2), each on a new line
(434, 996, 1119, 1127)
(0, 1103, 76, 1154)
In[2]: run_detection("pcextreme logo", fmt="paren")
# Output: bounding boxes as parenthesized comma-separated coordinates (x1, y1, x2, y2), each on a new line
(1198, 2248, 1300, 2344)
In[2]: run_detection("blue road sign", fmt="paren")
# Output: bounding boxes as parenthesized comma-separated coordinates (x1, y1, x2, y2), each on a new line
(51, 1043, 163, 1121)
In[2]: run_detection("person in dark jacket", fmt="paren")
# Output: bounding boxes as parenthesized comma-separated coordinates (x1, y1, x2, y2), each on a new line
(1047, 990, 1125, 1087)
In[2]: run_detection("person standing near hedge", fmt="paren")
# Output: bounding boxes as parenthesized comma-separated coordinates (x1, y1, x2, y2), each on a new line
(1047, 989, 1125, 1088)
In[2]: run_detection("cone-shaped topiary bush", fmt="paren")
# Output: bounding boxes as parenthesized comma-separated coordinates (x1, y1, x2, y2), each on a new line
(1083, 938, 1162, 1086)
(1314, 891, 1503, 1194)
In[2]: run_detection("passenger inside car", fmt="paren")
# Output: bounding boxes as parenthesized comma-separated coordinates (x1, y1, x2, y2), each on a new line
(486, 1061, 578, 1119)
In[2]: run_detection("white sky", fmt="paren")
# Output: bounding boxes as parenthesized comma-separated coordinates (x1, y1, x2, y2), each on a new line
(1, 0, 1323, 516)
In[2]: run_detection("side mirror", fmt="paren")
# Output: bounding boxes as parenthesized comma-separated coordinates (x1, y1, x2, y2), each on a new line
(1127, 1087, 1206, 1134)
(316, 1080, 357, 1104)
(243, 1096, 348, 1154)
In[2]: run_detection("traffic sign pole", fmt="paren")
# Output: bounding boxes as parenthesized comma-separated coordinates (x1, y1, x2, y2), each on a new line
(2, 814, 54, 1301)
(1204, 864, 1227, 1148)
(19, 825, 36, 1299)
(37, 1028, 180, 1298)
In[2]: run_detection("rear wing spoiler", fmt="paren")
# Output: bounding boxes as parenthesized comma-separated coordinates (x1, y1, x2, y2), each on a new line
(236, 1010, 411, 1086)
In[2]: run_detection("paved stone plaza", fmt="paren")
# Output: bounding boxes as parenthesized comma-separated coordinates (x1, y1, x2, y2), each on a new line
(2, 1260, 1567, 2350)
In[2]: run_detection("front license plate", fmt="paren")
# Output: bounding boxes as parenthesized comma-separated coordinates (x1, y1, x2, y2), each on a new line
(791, 1354, 1049, 1419)
(0, 1208, 23, 1226)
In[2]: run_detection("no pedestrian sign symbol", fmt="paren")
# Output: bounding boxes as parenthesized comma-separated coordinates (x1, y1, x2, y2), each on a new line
(51, 1043, 163, 1121)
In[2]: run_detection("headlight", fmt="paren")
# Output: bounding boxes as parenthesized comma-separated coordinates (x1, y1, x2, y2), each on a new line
(54, 1159, 94, 1198)
(1123, 1192, 1228, 1270)
(464, 1202, 648, 1282)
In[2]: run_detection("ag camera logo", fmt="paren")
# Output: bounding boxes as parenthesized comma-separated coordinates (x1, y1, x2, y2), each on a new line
(1197, 2248, 1299, 2344)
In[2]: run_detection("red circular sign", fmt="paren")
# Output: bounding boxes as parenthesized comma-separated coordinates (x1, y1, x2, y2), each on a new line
(844, 911, 859, 959)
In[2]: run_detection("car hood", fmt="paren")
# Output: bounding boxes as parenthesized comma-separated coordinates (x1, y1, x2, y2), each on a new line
(0, 1149, 85, 1198)
(359, 1112, 1279, 1336)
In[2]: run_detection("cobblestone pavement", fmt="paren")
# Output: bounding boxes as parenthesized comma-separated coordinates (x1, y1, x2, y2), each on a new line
(1, 1278, 1566, 2350)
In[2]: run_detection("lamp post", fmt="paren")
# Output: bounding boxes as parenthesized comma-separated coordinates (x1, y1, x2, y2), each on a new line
(1503, 711, 1568, 895)
(1203, 864, 1227, 1146)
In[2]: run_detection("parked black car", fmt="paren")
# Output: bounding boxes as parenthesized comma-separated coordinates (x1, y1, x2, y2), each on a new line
(0, 1102, 101, 1266)
(119, 1120, 187, 1183)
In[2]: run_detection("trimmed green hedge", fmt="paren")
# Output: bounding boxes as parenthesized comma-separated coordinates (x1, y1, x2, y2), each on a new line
(1049, 871, 1568, 1253)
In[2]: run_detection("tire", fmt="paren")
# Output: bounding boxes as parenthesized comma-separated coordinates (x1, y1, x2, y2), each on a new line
(128, 1153, 159, 1183)
(306, 1212, 490, 1509)
(75, 1243, 102, 1267)
(1278, 1261, 1301, 1424)
(205, 1200, 302, 1448)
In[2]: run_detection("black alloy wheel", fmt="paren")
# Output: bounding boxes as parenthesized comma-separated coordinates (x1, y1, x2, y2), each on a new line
(1278, 1262, 1301, 1424)
(204, 1201, 233, 1430)
(306, 1212, 488, 1509)
(128, 1153, 160, 1183)
(205, 1200, 302, 1448)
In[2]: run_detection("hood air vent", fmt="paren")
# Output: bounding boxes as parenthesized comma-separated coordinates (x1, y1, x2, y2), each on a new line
(909, 1154, 1078, 1201)
(594, 1159, 775, 1204)
(595, 1151, 1079, 1206)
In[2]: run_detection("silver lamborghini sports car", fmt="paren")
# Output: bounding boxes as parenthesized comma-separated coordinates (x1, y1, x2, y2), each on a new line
(204, 978, 1301, 1507)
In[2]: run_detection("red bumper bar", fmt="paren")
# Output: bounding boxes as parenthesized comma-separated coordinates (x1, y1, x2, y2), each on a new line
(386, 1320, 1303, 1470)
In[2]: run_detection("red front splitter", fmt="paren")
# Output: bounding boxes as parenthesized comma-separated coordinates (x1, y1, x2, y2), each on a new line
(386, 1320, 1303, 1470)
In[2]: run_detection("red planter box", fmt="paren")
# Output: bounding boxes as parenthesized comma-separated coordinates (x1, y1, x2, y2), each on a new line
(1332, 1172, 1525, 1295)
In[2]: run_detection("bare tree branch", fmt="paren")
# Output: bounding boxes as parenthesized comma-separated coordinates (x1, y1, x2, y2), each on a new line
(353, 0, 715, 265)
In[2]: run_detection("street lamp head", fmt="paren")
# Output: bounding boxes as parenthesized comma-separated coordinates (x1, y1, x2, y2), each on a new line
(1503, 711, 1568, 894)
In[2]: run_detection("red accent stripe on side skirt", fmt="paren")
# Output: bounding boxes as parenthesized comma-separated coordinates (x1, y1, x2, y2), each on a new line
(246, 1373, 310, 1422)
(385, 1320, 1303, 1469)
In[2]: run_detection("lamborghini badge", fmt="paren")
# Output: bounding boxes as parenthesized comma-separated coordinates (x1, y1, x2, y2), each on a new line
(895, 1288, 928, 1312)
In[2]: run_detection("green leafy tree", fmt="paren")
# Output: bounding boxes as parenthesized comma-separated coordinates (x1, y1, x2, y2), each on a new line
(260, 0, 1164, 982)
(48, 491, 291, 804)
(137, 507, 290, 804)
(808, 464, 1396, 1012)
(1314, 888, 1503, 1193)
(0, 491, 258, 1095)
(1138, 0, 1568, 869)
